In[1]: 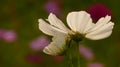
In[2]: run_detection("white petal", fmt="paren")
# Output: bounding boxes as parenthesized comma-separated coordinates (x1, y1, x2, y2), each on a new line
(43, 32, 67, 56)
(66, 11, 92, 33)
(47, 13, 69, 33)
(82, 19, 94, 34)
(96, 15, 111, 24)
(85, 22, 114, 40)
(67, 11, 80, 31)
(43, 44, 62, 56)
(86, 31, 112, 40)
(88, 15, 111, 32)
(38, 19, 67, 36)
(88, 22, 114, 35)
(77, 11, 92, 33)
(38, 19, 55, 36)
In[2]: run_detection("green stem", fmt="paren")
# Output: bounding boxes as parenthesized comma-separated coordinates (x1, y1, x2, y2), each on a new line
(65, 40, 80, 67)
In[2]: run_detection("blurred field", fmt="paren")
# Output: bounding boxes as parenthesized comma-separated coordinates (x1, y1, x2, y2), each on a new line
(0, 0, 120, 67)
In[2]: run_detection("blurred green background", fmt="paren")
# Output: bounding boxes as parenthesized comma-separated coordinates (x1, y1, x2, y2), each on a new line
(0, 0, 120, 67)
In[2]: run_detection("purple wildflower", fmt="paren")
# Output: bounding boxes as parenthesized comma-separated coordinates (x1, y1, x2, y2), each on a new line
(44, 1, 62, 17)
(30, 36, 50, 51)
(79, 45, 94, 60)
(2, 30, 17, 42)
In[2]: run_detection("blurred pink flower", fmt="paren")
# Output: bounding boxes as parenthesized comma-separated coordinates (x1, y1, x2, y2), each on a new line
(0, 29, 5, 39)
(88, 62, 104, 67)
(44, 1, 62, 17)
(52, 56, 64, 62)
(30, 36, 50, 51)
(79, 45, 94, 60)
(2, 30, 17, 42)
(87, 3, 112, 22)
(26, 54, 43, 64)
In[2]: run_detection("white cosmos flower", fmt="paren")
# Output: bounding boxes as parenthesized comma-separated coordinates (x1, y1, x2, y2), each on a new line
(38, 11, 114, 56)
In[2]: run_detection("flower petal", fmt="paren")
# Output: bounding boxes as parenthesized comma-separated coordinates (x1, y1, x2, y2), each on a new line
(43, 32, 67, 56)
(47, 13, 69, 33)
(86, 31, 112, 40)
(38, 19, 55, 36)
(67, 11, 92, 33)
(38, 19, 67, 36)
(82, 19, 94, 34)
(77, 11, 92, 34)
(85, 22, 114, 40)
(88, 15, 111, 32)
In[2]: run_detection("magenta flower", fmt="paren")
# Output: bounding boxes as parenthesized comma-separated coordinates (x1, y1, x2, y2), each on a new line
(79, 45, 94, 60)
(30, 36, 50, 51)
(3, 30, 17, 42)
(87, 3, 112, 22)
(44, 1, 62, 17)
(88, 62, 104, 67)
(26, 54, 43, 64)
